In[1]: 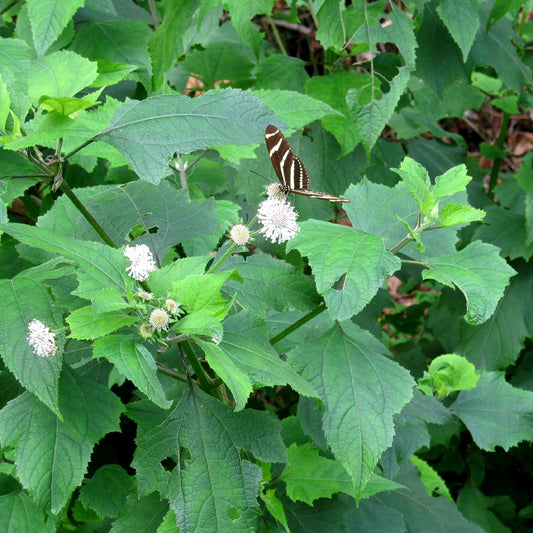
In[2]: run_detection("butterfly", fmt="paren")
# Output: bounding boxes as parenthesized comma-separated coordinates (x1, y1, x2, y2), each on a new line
(265, 125, 349, 203)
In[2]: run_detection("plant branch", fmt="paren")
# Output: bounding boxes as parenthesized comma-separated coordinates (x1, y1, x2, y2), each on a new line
(269, 302, 327, 345)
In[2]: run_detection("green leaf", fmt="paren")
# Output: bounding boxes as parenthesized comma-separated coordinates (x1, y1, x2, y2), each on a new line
(222, 255, 321, 314)
(149, 0, 199, 89)
(450, 372, 533, 451)
(98, 89, 281, 184)
(305, 71, 366, 156)
(255, 55, 309, 92)
(148, 257, 208, 296)
(254, 89, 341, 129)
(439, 204, 485, 226)
(27, 0, 85, 56)
(67, 306, 137, 340)
(28, 50, 98, 104)
(418, 353, 479, 397)
(202, 313, 317, 410)
(196, 337, 253, 411)
(0, 75, 9, 131)
(315, 0, 365, 51)
(410, 456, 453, 502)
(392, 157, 435, 215)
(39, 94, 101, 118)
(0, 38, 33, 120)
(488, 0, 523, 28)
(79, 465, 133, 519)
(0, 150, 41, 179)
(0, 367, 123, 513)
(348, 67, 410, 156)
(0, 488, 53, 533)
(287, 220, 401, 321)
(93, 335, 172, 409)
(260, 489, 289, 533)
(70, 19, 152, 90)
(436, 0, 480, 61)
(432, 164, 471, 199)
(0, 224, 131, 300)
(173, 270, 240, 320)
(422, 241, 516, 325)
(110, 490, 169, 533)
(287, 322, 415, 500)
(175, 313, 223, 343)
(280, 443, 393, 504)
(0, 277, 64, 417)
(474, 205, 533, 261)
(129, 390, 287, 531)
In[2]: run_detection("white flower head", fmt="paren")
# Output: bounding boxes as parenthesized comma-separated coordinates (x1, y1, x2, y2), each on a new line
(139, 323, 154, 338)
(149, 308, 170, 330)
(124, 244, 156, 281)
(27, 319, 58, 357)
(165, 298, 181, 315)
(267, 182, 287, 201)
(229, 224, 250, 246)
(257, 198, 300, 244)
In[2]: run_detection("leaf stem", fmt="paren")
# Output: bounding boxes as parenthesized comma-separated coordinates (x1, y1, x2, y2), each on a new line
(62, 138, 97, 161)
(58, 179, 118, 248)
(181, 340, 219, 395)
(269, 302, 327, 345)
(267, 14, 288, 55)
(488, 111, 509, 200)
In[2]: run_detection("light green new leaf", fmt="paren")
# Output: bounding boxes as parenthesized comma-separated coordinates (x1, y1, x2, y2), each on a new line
(27, 0, 86, 56)
(0, 367, 123, 513)
(129, 390, 287, 532)
(439, 204, 485, 227)
(196, 337, 253, 411)
(175, 313, 223, 343)
(0, 277, 64, 416)
(437, 0, 479, 61)
(287, 220, 401, 321)
(422, 241, 516, 325)
(254, 89, 341, 129)
(287, 322, 415, 501)
(148, 257, 208, 296)
(0, 224, 131, 300)
(28, 50, 98, 104)
(432, 164, 471, 199)
(67, 306, 137, 340)
(98, 89, 281, 183)
(93, 335, 171, 409)
(410, 456, 453, 502)
(450, 372, 533, 451)
(0, 75, 9, 131)
(392, 157, 435, 215)
(172, 270, 240, 320)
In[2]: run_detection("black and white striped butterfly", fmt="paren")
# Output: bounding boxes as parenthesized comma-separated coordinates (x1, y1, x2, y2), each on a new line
(265, 125, 349, 203)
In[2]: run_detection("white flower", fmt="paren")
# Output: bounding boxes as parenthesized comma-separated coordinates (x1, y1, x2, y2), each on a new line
(139, 323, 154, 338)
(257, 198, 300, 244)
(149, 308, 170, 330)
(124, 244, 156, 281)
(165, 299, 181, 315)
(27, 319, 58, 357)
(267, 183, 287, 200)
(229, 224, 250, 245)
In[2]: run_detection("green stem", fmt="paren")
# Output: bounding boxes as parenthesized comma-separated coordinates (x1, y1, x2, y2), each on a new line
(269, 302, 327, 345)
(181, 340, 214, 392)
(58, 180, 118, 248)
(156, 363, 187, 382)
(488, 111, 509, 200)
(62, 138, 97, 161)
(389, 234, 414, 255)
(207, 241, 237, 274)
(267, 14, 288, 55)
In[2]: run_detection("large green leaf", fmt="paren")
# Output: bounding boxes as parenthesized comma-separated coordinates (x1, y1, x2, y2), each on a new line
(98, 89, 281, 183)
(450, 372, 533, 451)
(222, 255, 321, 314)
(0, 489, 53, 533)
(38, 181, 218, 261)
(422, 241, 516, 325)
(0, 277, 64, 416)
(0, 367, 123, 513)
(27, 0, 85, 56)
(287, 322, 415, 501)
(287, 220, 401, 321)
(93, 335, 172, 409)
(129, 391, 287, 532)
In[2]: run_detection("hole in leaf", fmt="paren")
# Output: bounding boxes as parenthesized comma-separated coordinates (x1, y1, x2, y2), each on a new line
(332, 273, 347, 291)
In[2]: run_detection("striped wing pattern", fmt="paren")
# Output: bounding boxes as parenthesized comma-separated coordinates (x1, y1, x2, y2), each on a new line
(265, 125, 349, 203)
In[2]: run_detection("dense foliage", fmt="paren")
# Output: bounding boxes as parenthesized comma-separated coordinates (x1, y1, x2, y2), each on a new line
(0, 0, 532, 531)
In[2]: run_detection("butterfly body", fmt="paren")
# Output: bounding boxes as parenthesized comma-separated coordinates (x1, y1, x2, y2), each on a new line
(265, 125, 349, 203)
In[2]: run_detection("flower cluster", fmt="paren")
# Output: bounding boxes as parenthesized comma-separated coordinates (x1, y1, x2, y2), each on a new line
(27, 319, 58, 357)
(124, 244, 156, 281)
(136, 294, 183, 339)
(257, 197, 300, 244)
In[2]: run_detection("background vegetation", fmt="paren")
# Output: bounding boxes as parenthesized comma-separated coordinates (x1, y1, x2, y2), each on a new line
(0, 0, 532, 531)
